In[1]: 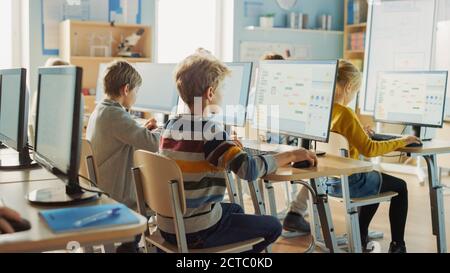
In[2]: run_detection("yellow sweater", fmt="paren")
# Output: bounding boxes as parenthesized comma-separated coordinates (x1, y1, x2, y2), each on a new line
(331, 103, 407, 160)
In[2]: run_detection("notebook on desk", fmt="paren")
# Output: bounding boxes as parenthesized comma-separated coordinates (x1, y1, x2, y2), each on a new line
(40, 204, 140, 234)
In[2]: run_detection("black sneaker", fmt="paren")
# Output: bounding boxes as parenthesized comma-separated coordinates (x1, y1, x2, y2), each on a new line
(283, 212, 311, 233)
(388, 242, 407, 253)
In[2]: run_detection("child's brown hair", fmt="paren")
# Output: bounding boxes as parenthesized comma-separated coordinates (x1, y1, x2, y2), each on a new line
(103, 61, 142, 98)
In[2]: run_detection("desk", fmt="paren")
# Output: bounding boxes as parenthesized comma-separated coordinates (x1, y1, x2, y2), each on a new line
(0, 180, 147, 253)
(242, 141, 373, 253)
(0, 167, 57, 184)
(397, 140, 450, 253)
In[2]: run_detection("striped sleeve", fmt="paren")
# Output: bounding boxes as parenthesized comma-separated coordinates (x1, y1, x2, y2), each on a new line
(204, 131, 278, 181)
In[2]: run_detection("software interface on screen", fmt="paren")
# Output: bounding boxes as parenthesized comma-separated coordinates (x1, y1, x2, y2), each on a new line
(375, 71, 448, 127)
(0, 74, 21, 145)
(253, 60, 337, 141)
(36, 73, 75, 173)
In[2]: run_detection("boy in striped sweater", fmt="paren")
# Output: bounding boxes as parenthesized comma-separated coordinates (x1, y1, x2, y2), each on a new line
(158, 49, 317, 252)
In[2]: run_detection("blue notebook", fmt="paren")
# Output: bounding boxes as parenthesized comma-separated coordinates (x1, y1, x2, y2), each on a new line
(40, 204, 140, 233)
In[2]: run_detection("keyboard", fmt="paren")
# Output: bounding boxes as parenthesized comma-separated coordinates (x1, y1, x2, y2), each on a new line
(371, 133, 401, 141)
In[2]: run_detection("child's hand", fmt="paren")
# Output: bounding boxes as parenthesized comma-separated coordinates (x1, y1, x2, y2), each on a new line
(145, 118, 158, 130)
(0, 207, 22, 234)
(364, 126, 375, 137)
(402, 135, 421, 146)
(290, 149, 318, 167)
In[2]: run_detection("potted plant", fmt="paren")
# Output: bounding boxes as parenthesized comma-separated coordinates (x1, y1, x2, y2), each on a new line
(260, 13, 275, 28)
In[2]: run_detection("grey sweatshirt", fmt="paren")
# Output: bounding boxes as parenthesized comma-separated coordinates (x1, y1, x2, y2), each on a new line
(86, 99, 160, 208)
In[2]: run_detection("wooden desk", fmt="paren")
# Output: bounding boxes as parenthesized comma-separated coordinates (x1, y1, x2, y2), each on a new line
(396, 140, 450, 253)
(0, 180, 147, 253)
(242, 141, 373, 253)
(0, 167, 57, 184)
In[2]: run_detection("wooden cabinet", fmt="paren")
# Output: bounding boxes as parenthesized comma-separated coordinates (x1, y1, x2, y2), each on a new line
(60, 20, 152, 90)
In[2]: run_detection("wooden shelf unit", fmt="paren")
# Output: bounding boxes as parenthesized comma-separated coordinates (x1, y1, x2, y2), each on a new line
(60, 20, 152, 90)
(343, 0, 368, 72)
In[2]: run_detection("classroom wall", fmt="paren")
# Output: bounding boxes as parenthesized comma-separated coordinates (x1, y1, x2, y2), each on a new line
(233, 0, 345, 61)
(26, 0, 156, 93)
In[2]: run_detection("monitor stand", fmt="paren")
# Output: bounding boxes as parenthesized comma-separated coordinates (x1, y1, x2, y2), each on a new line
(27, 180, 99, 206)
(301, 139, 326, 157)
(0, 146, 39, 170)
(412, 125, 433, 142)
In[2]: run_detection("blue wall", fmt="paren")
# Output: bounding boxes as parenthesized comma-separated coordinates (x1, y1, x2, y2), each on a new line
(28, 0, 156, 91)
(234, 0, 344, 61)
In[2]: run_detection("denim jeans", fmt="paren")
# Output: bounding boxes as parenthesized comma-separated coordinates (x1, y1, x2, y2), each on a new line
(160, 203, 282, 253)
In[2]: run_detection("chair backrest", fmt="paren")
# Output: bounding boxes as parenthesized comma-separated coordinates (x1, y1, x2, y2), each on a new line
(316, 132, 350, 158)
(79, 139, 100, 186)
(133, 150, 186, 218)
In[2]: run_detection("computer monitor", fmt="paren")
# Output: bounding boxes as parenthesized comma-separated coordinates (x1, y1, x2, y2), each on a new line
(0, 68, 36, 169)
(133, 63, 179, 115)
(374, 71, 448, 138)
(177, 62, 253, 128)
(27, 66, 98, 205)
(252, 60, 338, 147)
(95, 63, 108, 103)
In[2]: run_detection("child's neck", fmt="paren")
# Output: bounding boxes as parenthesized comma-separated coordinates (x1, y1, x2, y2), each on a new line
(107, 96, 126, 108)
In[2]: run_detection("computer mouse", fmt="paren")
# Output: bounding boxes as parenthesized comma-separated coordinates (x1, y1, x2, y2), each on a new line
(8, 218, 31, 233)
(292, 160, 312, 169)
(406, 142, 423, 148)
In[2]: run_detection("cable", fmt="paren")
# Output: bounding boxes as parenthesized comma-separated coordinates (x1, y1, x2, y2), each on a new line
(78, 174, 98, 187)
(79, 186, 110, 198)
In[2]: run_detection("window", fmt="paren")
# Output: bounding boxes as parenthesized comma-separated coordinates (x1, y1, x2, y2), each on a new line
(0, 0, 13, 69)
(156, 0, 234, 63)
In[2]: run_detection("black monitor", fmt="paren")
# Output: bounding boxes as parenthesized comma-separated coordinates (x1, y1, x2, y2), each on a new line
(0, 68, 37, 169)
(27, 66, 98, 205)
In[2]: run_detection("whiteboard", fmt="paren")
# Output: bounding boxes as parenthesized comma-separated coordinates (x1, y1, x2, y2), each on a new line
(240, 41, 311, 62)
(436, 20, 450, 120)
(361, 0, 437, 114)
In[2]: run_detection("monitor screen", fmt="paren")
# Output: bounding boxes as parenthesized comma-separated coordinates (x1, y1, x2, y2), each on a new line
(176, 62, 253, 128)
(0, 69, 27, 151)
(96, 63, 179, 114)
(35, 67, 80, 175)
(252, 60, 338, 142)
(374, 71, 448, 128)
(0, 74, 21, 147)
(213, 62, 253, 127)
(133, 63, 179, 114)
(95, 63, 108, 103)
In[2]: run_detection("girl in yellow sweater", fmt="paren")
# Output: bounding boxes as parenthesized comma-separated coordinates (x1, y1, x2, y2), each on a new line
(285, 60, 420, 253)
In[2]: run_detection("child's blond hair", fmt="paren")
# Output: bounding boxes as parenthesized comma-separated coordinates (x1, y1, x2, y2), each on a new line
(104, 61, 142, 98)
(335, 60, 362, 101)
(175, 50, 230, 106)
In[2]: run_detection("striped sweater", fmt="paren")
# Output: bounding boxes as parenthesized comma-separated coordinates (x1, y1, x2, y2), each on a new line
(158, 115, 278, 234)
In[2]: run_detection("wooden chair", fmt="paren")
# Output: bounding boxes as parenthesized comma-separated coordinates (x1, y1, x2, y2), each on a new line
(79, 139, 116, 253)
(79, 139, 99, 188)
(132, 150, 264, 253)
(316, 132, 398, 252)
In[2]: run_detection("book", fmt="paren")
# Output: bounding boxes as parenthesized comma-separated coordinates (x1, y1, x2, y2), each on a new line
(40, 204, 140, 233)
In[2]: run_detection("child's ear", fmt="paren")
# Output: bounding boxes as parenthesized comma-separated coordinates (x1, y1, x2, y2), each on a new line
(122, 84, 130, 96)
(204, 87, 214, 102)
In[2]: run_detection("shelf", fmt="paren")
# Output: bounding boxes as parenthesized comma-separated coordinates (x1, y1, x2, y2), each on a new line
(245, 26, 344, 35)
(70, 56, 152, 62)
(346, 23, 367, 29)
(345, 50, 365, 54)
